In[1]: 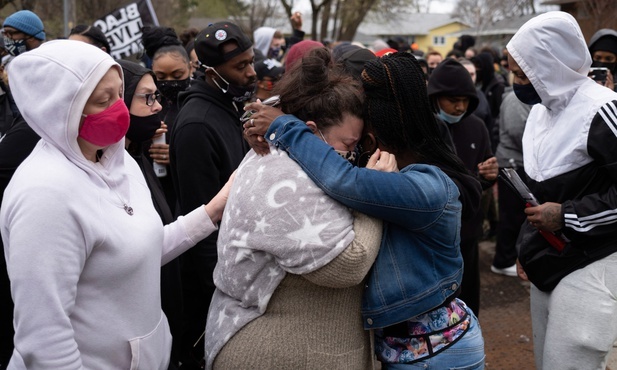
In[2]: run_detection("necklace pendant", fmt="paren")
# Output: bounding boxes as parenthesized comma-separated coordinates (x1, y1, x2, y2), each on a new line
(124, 204, 134, 216)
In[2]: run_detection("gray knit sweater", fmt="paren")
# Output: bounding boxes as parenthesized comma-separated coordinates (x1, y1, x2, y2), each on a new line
(213, 212, 382, 369)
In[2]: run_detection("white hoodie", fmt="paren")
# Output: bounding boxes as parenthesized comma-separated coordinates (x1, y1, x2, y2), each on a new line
(253, 27, 277, 58)
(508, 13, 617, 245)
(1, 40, 215, 369)
(507, 11, 617, 182)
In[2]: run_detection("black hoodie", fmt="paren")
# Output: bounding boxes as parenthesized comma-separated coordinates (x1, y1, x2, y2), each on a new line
(472, 52, 505, 119)
(169, 76, 250, 366)
(588, 28, 617, 81)
(427, 58, 479, 118)
(428, 58, 494, 239)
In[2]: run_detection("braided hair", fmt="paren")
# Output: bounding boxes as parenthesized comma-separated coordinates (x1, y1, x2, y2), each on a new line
(361, 52, 468, 176)
(273, 47, 363, 130)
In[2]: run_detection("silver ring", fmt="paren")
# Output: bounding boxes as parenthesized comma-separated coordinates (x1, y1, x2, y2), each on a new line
(250, 118, 255, 127)
(162, 155, 167, 160)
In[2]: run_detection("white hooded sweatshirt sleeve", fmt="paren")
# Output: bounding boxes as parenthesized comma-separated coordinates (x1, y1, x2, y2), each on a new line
(1, 40, 216, 369)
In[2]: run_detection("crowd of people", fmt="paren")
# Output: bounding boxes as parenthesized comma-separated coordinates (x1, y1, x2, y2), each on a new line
(0, 6, 616, 370)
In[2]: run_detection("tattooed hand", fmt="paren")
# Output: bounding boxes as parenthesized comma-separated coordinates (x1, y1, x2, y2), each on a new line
(524, 202, 563, 232)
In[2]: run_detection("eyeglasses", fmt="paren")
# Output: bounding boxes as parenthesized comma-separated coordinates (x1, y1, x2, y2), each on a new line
(134, 91, 162, 106)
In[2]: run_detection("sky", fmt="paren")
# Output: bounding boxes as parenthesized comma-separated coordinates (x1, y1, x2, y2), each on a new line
(293, 0, 456, 14)
(428, 0, 456, 13)
(292, 0, 557, 15)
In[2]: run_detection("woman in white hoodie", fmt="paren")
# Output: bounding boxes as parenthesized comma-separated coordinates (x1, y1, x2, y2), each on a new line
(1, 40, 232, 369)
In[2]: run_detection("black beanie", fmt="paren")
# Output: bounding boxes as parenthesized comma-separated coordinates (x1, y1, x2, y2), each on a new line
(590, 35, 617, 57)
(427, 58, 479, 117)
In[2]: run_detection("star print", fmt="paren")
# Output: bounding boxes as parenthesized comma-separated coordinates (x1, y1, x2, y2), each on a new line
(254, 217, 271, 233)
(229, 231, 249, 247)
(297, 170, 308, 179)
(268, 267, 280, 282)
(257, 165, 265, 174)
(286, 216, 330, 248)
(257, 289, 272, 313)
(235, 247, 255, 263)
(224, 208, 232, 225)
(217, 309, 228, 328)
(233, 315, 240, 325)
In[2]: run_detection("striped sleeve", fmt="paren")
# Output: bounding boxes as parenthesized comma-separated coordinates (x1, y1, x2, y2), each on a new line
(562, 100, 617, 241)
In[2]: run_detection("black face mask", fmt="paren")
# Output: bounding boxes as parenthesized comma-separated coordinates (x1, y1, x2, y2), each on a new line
(157, 78, 190, 105)
(513, 83, 542, 105)
(127, 113, 161, 143)
(591, 60, 617, 75)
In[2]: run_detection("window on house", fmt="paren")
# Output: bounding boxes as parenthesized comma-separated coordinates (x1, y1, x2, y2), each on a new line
(433, 36, 445, 46)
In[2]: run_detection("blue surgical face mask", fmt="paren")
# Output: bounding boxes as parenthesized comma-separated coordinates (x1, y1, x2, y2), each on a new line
(513, 83, 541, 105)
(437, 107, 465, 124)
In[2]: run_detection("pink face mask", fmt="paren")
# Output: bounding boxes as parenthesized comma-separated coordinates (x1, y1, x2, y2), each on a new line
(79, 99, 130, 147)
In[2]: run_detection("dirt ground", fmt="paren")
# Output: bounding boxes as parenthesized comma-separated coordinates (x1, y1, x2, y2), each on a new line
(478, 240, 535, 370)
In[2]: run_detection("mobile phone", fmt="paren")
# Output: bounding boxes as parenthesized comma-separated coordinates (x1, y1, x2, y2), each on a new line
(240, 95, 281, 123)
(588, 67, 608, 84)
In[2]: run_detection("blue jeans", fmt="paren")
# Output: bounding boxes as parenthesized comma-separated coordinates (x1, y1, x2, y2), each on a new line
(383, 309, 485, 370)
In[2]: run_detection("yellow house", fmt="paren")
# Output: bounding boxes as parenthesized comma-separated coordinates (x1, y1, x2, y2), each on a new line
(354, 13, 471, 56)
(416, 21, 471, 56)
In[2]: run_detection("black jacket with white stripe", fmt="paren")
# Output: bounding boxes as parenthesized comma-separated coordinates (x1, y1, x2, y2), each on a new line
(528, 100, 617, 247)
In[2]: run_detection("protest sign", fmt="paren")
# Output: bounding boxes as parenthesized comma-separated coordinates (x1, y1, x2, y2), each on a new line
(94, 0, 159, 60)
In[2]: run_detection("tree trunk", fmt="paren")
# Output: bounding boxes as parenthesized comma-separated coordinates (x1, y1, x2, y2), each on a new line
(337, 0, 377, 41)
(279, 0, 294, 29)
(320, 0, 331, 42)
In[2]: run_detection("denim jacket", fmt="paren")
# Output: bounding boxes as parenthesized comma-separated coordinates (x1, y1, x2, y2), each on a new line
(266, 115, 464, 329)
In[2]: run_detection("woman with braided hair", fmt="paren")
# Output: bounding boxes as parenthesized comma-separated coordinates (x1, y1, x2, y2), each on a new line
(245, 52, 485, 369)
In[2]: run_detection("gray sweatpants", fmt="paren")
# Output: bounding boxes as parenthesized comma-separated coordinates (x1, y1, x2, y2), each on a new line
(530, 251, 617, 370)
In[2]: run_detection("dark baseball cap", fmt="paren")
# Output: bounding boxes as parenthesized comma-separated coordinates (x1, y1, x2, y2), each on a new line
(195, 21, 252, 67)
(255, 58, 284, 80)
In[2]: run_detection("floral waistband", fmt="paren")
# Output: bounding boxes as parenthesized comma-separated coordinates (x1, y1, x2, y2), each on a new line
(375, 298, 472, 364)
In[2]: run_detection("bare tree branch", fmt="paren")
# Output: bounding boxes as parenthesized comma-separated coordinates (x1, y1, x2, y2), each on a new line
(454, 0, 537, 35)
(580, 0, 614, 32)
